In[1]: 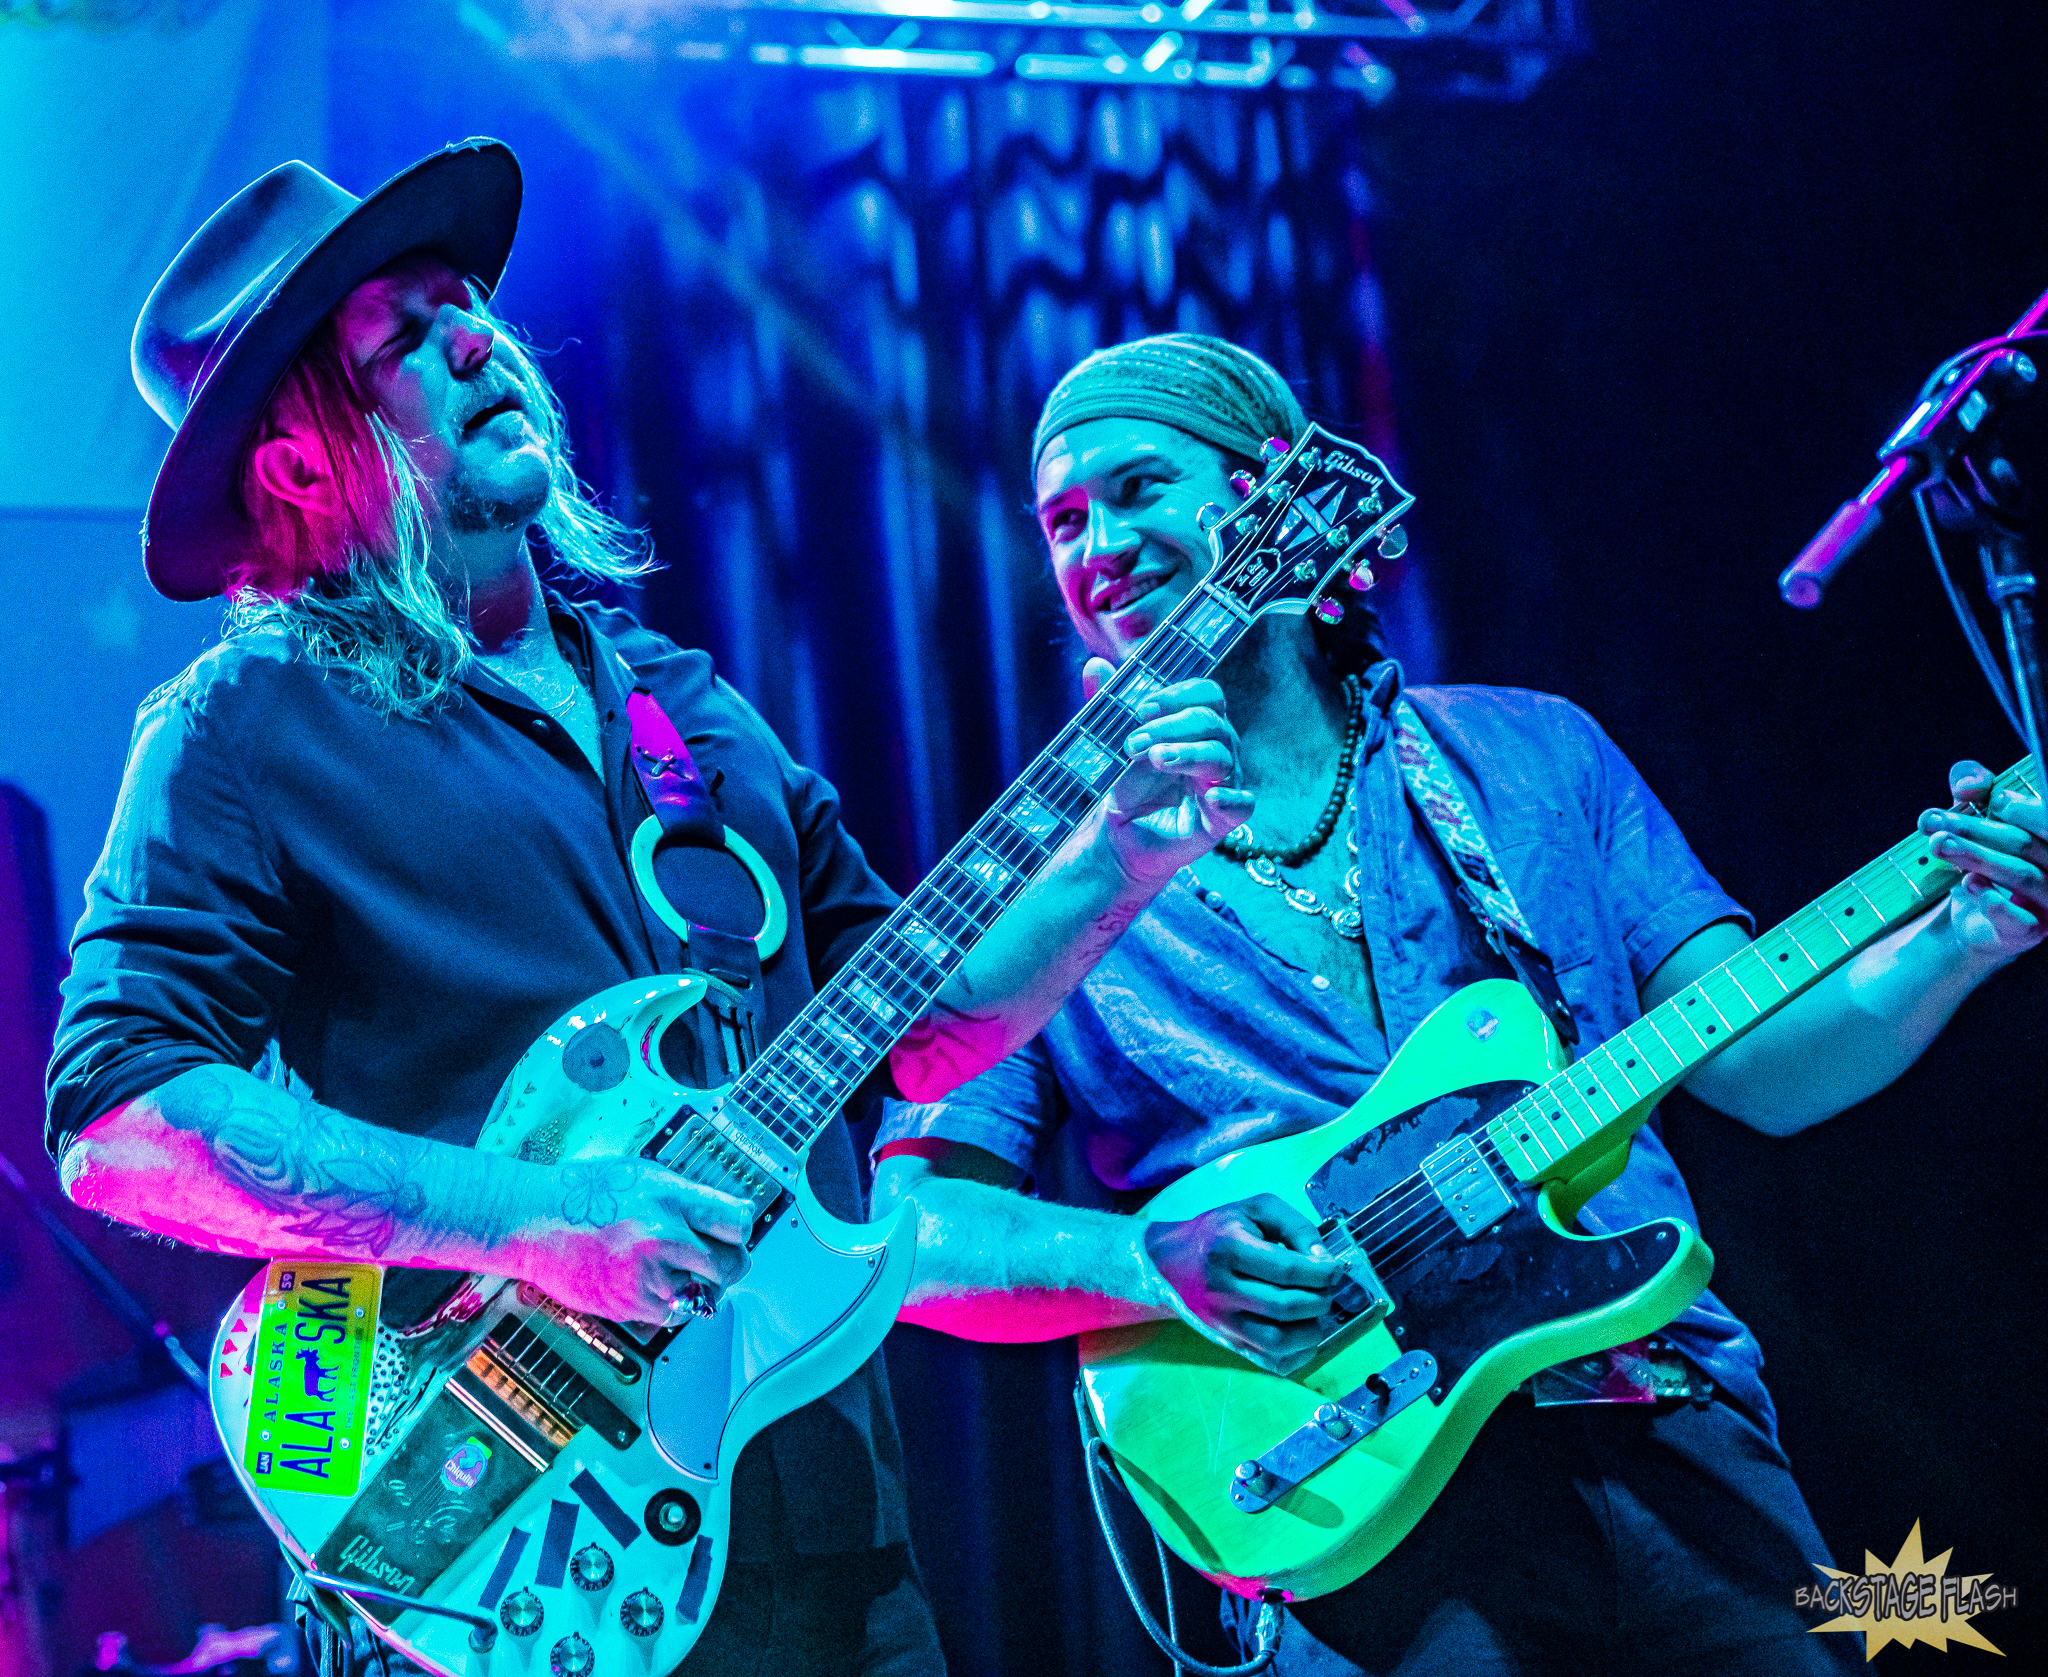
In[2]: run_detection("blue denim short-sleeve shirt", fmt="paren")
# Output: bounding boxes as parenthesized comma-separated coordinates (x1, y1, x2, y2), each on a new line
(879, 670, 1778, 1433)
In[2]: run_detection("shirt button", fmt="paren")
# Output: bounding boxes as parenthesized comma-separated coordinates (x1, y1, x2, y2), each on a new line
(1311, 974, 1332, 991)
(529, 717, 550, 735)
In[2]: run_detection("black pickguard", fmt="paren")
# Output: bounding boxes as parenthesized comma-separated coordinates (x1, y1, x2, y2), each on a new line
(1306, 1082, 1683, 1392)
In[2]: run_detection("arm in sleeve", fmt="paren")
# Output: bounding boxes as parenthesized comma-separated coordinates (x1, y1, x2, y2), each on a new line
(47, 676, 755, 1324)
(1561, 702, 1752, 987)
(1575, 708, 2036, 1132)
(47, 682, 302, 1159)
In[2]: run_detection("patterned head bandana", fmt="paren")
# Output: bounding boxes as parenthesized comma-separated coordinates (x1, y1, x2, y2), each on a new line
(1032, 333, 1307, 478)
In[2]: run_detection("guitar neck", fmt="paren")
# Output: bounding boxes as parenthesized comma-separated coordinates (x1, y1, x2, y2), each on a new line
(692, 425, 1410, 1163)
(1491, 756, 2039, 1183)
(721, 594, 1256, 1158)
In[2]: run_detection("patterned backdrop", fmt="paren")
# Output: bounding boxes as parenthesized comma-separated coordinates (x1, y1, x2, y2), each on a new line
(492, 58, 1443, 885)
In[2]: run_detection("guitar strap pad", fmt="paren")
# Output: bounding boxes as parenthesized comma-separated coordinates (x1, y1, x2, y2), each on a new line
(1388, 697, 1580, 1056)
(621, 685, 772, 1030)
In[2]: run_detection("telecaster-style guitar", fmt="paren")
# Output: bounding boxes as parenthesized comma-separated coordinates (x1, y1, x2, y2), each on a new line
(1076, 752, 2038, 1604)
(207, 423, 1415, 1677)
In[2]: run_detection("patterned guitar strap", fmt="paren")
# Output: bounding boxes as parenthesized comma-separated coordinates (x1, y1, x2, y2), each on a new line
(1387, 696, 1580, 1059)
(1390, 697, 1707, 1406)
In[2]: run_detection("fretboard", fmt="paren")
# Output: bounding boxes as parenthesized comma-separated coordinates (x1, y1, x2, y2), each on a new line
(649, 420, 1409, 1164)
(1489, 756, 2038, 1184)
(721, 585, 1266, 1158)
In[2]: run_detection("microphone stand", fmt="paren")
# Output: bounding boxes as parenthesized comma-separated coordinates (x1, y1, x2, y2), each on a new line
(1781, 290, 2047, 774)
(0, 1147, 207, 1395)
(1959, 450, 2047, 778)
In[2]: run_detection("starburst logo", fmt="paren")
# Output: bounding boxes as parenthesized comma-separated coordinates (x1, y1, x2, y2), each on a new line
(1797, 1521, 2012, 1657)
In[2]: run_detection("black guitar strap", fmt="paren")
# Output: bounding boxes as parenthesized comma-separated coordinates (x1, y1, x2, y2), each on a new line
(1387, 696, 1580, 1058)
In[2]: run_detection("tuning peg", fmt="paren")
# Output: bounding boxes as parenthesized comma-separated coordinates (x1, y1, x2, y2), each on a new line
(1348, 562, 1377, 592)
(1229, 471, 1256, 499)
(1376, 523, 1408, 559)
(1259, 437, 1291, 465)
(1314, 598, 1345, 624)
(1196, 502, 1227, 531)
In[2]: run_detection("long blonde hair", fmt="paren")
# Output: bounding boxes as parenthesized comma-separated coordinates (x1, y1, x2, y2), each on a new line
(233, 283, 649, 718)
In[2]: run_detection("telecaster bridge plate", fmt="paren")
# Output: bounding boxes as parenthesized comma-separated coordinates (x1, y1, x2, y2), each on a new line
(1229, 1350, 1438, 1514)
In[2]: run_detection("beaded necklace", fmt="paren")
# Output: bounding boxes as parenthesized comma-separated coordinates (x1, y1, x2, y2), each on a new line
(1215, 673, 1366, 941)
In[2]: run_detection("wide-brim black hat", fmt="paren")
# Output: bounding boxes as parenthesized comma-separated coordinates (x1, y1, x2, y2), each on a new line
(132, 140, 522, 602)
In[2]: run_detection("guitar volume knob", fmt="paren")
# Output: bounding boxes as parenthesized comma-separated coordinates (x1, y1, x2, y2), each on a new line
(620, 1589, 664, 1638)
(569, 1544, 613, 1592)
(500, 1590, 544, 1638)
(549, 1634, 594, 1677)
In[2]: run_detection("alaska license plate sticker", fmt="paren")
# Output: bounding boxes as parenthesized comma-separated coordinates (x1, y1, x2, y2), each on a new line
(241, 1261, 380, 1496)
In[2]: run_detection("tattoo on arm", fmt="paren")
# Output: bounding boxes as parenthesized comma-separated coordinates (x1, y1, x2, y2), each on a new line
(156, 1066, 522, 1260)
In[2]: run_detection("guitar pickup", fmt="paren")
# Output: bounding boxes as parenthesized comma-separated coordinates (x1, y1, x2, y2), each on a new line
(1421, 1133, 1515, 1237)
(1229, 1350, 1438, 1514)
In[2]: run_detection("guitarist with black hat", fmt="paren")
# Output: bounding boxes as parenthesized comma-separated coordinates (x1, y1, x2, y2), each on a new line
(46, 151, 1254, 1676)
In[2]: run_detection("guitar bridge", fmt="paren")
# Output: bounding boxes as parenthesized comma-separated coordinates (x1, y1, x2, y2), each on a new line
(1314, 1225, 1390, 1344)
(1228, 1350, 1437, 1514)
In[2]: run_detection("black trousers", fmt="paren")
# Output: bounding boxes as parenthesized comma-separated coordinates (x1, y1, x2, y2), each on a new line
(675, 1542, 944, 1677)
(1220, 1394, 1862, 1677)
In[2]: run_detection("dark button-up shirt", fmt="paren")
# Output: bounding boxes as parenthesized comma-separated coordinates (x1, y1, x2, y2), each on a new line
(880, 675, 1776, 1433)
(48, 595, 909, 1553)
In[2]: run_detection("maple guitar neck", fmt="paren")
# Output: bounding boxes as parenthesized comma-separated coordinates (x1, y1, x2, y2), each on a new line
(1491, 756, 2040, 1185)
(653, 425, 1413, 1172)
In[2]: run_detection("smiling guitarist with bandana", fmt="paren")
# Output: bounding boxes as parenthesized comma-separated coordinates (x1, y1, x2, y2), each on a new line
(872, 334, 2048, 1677)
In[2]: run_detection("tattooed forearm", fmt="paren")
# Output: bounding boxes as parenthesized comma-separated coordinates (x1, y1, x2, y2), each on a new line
(63, 1065, 753, 1323)
(61, 1062, 585, 1280)
(904, 821, 1155, 1099)
(154, 1065, 521, 1259)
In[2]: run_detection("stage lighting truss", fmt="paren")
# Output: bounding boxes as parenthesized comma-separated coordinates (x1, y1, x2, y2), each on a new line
(503, 0, 1588, 101)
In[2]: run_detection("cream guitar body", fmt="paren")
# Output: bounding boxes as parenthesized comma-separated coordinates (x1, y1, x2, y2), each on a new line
(209, 974, 914, 1677)
(1077, 979, 1706, 1602)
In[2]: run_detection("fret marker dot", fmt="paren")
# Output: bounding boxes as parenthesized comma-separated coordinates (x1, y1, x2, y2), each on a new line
(1778, 952, 1789, 960)
(1843, 906, 1855, 915)
(1625, 1059, 1635, 1068)
(1705, 1024, 1716, 1033)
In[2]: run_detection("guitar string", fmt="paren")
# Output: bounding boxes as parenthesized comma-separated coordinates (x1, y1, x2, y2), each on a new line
(1337, 1129, 1528, 1280)
(1274, 805, 2007, 1304)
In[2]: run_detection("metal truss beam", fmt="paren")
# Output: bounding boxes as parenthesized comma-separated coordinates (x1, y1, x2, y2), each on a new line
(493, 0, 1589, 101)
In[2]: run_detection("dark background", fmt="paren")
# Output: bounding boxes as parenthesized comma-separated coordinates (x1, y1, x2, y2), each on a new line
(1358, 6, 2048, 1672)
(4, 2, 2045, 1674)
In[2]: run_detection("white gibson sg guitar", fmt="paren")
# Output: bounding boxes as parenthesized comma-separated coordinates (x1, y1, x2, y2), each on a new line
(207, 423, 1414, 1677)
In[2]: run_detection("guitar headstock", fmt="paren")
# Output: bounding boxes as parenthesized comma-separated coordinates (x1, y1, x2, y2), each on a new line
(1203, 424, 1414, 621)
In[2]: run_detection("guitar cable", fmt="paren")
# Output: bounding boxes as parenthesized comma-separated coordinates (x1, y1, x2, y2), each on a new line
(1073, 1384, 1283, 1677)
